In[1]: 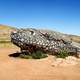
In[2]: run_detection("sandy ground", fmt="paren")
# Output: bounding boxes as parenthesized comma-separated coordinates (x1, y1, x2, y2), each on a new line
(0, 48, 80, 80)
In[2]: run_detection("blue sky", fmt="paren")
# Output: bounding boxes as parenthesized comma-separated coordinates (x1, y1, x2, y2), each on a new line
(0, 0, 80, 35)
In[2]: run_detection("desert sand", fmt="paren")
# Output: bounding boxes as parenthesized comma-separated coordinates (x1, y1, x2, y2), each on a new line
(0, 48, 80, 80)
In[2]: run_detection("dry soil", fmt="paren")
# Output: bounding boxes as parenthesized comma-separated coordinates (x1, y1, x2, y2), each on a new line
(0, 48, 80, 80)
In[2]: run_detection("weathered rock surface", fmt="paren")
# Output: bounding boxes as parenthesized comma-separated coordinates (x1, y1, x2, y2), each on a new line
(10, 28, 80, 56)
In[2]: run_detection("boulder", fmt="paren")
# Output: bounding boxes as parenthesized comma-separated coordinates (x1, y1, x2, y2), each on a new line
(10, 28, 80, 56)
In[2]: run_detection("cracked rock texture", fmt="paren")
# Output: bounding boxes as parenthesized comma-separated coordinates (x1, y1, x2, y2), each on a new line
(11, 28, 80, 55)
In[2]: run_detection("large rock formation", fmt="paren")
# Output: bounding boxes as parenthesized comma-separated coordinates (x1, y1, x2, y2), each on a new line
(11, 28, 80, 56)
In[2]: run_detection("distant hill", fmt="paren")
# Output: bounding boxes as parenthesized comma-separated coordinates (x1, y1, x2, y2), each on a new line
(0, 24, 80, 43)
(68, 35, 80, 43)
(0, 24, 16, 43)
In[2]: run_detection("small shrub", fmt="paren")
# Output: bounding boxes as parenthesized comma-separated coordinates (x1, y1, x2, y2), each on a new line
(19, 50, 48, 59)
(19, 54, 32, 59)
(56, 49, 69, 58)
(32, 50, 48, 59)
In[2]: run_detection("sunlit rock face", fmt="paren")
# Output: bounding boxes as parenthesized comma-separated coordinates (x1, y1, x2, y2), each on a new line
(11, 28, 79, 55)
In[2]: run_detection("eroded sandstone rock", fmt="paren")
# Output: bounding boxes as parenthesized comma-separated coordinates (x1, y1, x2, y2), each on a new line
(10, 28, 80, 56)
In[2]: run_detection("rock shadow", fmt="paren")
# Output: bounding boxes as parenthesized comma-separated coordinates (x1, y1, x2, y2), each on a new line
(9, 52, 21, 57)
